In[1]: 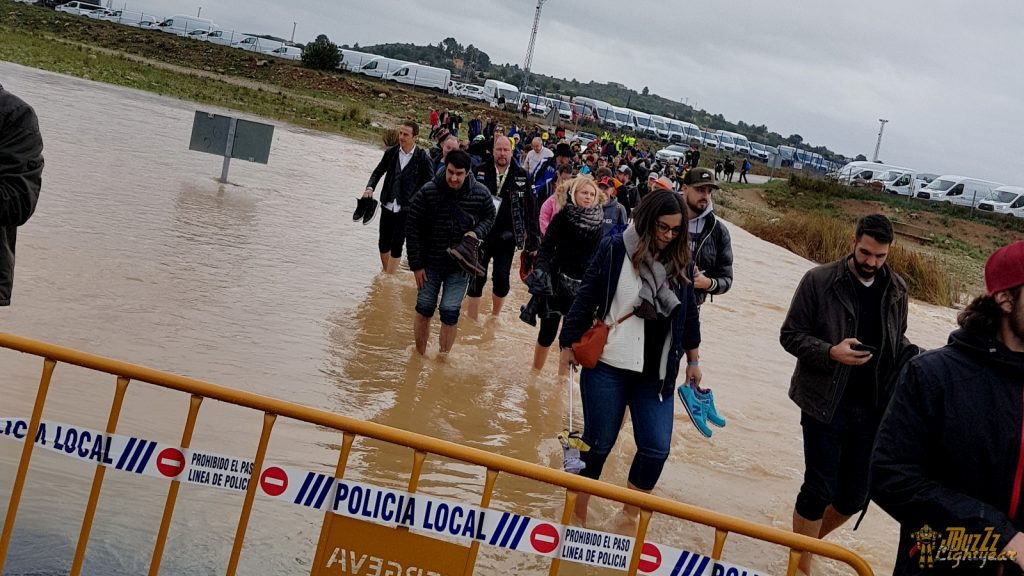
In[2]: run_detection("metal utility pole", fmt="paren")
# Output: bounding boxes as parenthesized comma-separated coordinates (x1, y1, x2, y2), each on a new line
(196, 6, 202, 17)
(520, 0, 548, 93)
(290, 22, 296, 44)
(872, 118, 888, 162)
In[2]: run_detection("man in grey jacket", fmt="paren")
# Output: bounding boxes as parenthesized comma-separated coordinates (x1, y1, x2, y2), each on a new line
(780, 214, 914, 575)
(1, 84, 44, 307)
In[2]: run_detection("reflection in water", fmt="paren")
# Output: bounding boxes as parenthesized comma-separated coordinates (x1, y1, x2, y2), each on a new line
(0, 62, 962, 575)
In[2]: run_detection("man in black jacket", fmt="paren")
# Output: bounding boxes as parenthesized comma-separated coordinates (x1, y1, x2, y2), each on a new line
(406, 151, 495, 356)
(681, 168, 732, 306)
(872, 241, 1024, 575)
(1, 84, 43, 307)
(363, 120, 433, 274)
(466, 135, 538, 321)
(780, 214, 914, 575)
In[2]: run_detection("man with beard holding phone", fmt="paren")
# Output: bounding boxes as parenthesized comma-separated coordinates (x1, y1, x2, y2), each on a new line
(780, 214, 917, 575)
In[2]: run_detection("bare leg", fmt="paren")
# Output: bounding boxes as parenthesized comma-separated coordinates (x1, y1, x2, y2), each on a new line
(620, 481, 650, 518)
(414, 314, 431, 356)
(573, 493, 591, 526)
(379, 252, 390, 273)
(491, 295, 505, 317)
(817, 505, 852, 539)
(533, 343, 549, 371)
(792, 508, 824, 575)
(439, 323, 458, 353)
(466, 297, 481, 321)
(384, 256, 401, 274)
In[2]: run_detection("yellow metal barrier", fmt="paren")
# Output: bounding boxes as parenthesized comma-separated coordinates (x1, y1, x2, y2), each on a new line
(0, 333, 874, 576)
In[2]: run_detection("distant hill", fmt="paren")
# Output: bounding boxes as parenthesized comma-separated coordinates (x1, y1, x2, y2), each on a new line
(341, 37, 843, 160)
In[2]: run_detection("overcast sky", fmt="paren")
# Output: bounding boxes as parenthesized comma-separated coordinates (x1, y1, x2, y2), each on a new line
(127, 0, 1022, 184)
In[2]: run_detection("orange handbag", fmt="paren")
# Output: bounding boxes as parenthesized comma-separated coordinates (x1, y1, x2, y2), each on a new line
(571, 311, 634, 369)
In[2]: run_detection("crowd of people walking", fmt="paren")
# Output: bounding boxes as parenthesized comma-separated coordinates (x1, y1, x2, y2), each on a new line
(358, 115, 1024, 575)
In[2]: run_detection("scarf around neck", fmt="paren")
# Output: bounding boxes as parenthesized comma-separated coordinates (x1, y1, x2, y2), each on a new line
(623, 225, 680, 320)
(562, 202, 604, 232)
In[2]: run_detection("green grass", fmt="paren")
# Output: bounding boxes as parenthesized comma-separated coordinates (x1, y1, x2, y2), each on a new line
(0, 27, 389, 141)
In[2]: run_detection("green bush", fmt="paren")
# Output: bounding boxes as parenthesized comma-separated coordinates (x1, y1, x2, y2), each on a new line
(301, 34, 341, 71)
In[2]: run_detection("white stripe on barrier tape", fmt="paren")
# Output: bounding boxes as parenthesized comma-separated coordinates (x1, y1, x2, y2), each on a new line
(0, 418, 767, 574)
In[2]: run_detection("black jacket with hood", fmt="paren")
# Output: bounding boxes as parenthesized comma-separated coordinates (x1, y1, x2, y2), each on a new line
(405, 173, 495, 275)
(0, 84, 44, 306)
(689, 209, 733, 305)
(473, 160, 538, 251)
(871, 328, 1024, 575)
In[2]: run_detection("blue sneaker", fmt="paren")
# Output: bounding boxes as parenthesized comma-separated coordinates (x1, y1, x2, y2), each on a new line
(677, 381, 713, 438)
(697, 386, 726, 428)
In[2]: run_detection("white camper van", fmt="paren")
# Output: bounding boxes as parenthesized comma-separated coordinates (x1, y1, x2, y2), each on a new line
(916, 175, 1004, 208)
(977, 186, 1024, 218)
(389, 64, 451, 92)
(483, 79, 520, 108)
(359, 57, 409, 79)
(156, 14, 215, 36)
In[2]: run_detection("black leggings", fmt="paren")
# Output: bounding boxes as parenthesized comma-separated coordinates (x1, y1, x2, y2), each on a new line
(537, 315, 561, 348)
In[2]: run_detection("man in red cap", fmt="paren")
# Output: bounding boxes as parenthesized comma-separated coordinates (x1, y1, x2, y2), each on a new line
(871, 240, 1024, 575)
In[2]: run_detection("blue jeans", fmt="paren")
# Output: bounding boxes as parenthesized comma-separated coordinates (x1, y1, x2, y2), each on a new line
(415, 269, 470, 326)
(578, 362, 674, 491)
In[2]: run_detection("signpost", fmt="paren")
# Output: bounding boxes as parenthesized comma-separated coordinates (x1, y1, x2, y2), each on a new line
(188, 111, 275, 183)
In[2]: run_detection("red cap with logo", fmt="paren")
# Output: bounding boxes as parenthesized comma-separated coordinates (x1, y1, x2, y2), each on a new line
(985, 241, 1024, 295)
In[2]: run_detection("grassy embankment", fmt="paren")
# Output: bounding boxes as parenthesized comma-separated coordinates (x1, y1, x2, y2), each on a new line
(716, 176, 1024, 306)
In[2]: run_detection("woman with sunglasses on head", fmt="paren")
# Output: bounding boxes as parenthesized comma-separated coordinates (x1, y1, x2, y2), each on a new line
(522, 176, 605, 374)
(558, 188, 702, 526)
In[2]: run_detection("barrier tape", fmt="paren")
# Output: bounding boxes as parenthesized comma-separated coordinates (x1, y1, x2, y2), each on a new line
(0, 418, 768, 575)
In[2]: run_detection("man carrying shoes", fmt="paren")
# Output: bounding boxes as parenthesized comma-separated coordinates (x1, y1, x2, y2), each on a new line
(405, 150, 495, 356)
(780, 214, 917, 575)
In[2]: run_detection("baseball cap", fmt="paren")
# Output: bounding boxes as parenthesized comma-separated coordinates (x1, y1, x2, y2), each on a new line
(648, 171, 661, 181)
(682, 167, 720, 189)
(985, 241, 1024, 295)
(651, 177, 674, 191)
(617, 165, 633, 177)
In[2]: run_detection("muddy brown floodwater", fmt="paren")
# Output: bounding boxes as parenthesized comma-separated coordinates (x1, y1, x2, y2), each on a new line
(0, 61, 958, 576)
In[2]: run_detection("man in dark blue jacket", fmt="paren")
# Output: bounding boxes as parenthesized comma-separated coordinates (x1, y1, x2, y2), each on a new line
(363, 120, 433, 274)
(0, 84, 44, 307)
(872, 241, 1024, 575)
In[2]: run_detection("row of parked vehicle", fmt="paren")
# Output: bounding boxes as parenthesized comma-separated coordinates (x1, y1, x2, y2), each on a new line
(828, 161, 1024, 217)
(48, 1, 303, 60)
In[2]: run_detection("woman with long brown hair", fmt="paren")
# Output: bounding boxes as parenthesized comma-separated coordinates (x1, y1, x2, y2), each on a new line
(557, 188, 702, 525)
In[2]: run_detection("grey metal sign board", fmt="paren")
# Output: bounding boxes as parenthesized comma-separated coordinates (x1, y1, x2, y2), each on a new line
(231, 119, 274, 164)
(188, 112, 231, 157)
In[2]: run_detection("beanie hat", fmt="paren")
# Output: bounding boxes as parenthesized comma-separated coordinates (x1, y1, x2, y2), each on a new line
(985, 241, 1024, 295)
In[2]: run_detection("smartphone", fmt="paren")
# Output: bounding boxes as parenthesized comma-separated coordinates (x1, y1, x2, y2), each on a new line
(852, 343, 877, 354)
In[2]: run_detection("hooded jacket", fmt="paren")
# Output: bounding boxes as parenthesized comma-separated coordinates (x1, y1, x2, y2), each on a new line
(365, 144, 433, 208)
(688, 208, 733, 305)
(871, 328, 1024, 575)
(0, 85, 44, 306)
(780, 257, 912, 424)
(405, 172, 495, 275)
(601, 197, 627, 238)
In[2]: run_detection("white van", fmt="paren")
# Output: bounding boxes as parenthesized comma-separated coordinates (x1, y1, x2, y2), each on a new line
(266, 46, 302, 61)
(156, 14, 215, 36)
(834, 161, 910, 186)
(717, 133, 736, 152)
(483, 79, 519, 108)
(55, 1, 104, 15)
(389, 64, 450, 92)
(519, 93, 549, 116)
(977, 186, 1024, 218)
(359, 57, 409, 79)
(718, 130, 750, 156)
(916, 175, 1004, 208)
(881, 170, 920, 196)
(232, 36, 266, 53)
(339, 49, 378, 73)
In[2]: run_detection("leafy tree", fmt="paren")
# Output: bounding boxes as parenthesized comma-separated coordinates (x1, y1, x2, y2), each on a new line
(302, 34, 341, 71)
(642, 86, 649, 96)
(855, 154, 867, 161)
